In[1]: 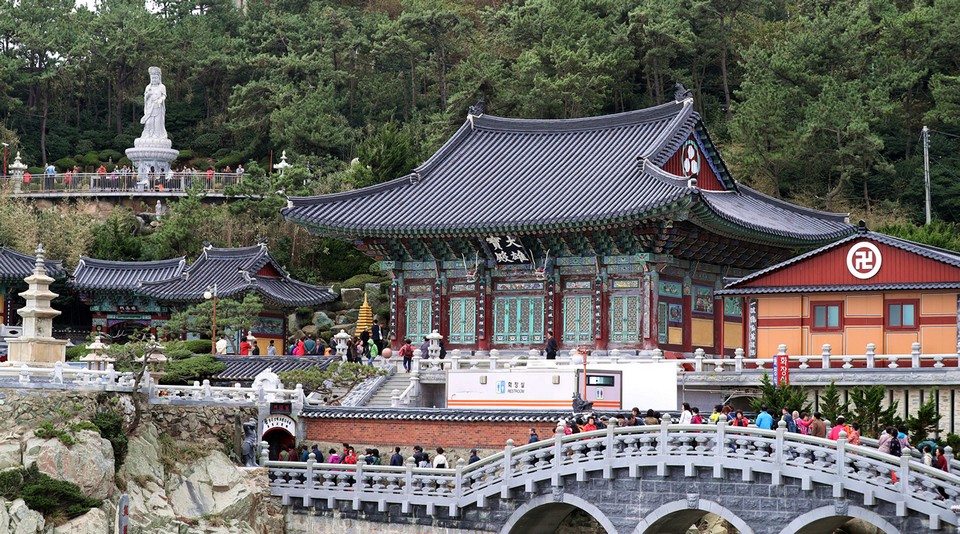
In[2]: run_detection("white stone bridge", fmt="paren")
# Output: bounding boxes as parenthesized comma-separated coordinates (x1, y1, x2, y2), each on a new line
(267, 420, 960, 533)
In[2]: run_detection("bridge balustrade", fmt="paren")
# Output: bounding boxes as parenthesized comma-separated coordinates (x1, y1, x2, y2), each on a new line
(265, 420, 960, 528)
(2, 171, 244, 195)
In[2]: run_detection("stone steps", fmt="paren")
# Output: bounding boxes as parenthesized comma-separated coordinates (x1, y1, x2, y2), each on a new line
(364, 374, 415, 407)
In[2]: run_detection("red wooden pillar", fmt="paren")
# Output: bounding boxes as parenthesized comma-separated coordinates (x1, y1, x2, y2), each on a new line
(393, 282, 405, 351)
(552, 279, 562, 349)
(596, 276, 609, 350)
(682, 278, 693, 352)
(741, 297, 749, 353)
(436, 277, 447, 340)
(714, 295, 724, 356)
(477, 275, 491, 351)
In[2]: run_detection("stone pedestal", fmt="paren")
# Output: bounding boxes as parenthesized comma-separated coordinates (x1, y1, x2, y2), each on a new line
(125, 145, 179, 180)
(5, 246, 66, 366)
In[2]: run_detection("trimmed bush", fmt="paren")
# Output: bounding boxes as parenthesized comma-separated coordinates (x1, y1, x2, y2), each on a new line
(159, 355, 226, 385)
(98, 149, 123, 162)
(0, 464, 102, 519)
(54, 157, 77, 170)
(338, 273, 385, 290)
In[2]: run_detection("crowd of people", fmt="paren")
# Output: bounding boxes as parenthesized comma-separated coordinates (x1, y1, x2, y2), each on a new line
(20, 163, 244, 192)
(274, 442, 465, 468)
(285, 319, 387, 362)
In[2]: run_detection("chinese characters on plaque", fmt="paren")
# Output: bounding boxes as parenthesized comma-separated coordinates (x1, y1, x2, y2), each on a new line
(484, 235, 529, 264)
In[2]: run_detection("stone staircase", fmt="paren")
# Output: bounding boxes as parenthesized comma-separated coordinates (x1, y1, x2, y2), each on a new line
(364, 372, 415, 407)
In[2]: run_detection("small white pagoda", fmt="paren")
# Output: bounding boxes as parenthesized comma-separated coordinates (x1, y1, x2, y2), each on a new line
(5, 245, 67, 365)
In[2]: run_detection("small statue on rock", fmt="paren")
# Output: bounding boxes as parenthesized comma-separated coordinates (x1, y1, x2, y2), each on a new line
(241, 418, 259, 467)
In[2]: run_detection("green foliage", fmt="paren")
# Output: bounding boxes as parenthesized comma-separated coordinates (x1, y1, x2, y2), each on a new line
(159, 293, 263, 340)
(906, 390, 942, 446)
(0, 464, 101, 520)
(180, 338, 218, 355)
(749, 373, 812, 418)
(818, 381, 848, 423)
(53, 157, 77, 170)
(279, 362, 386, 404)
(876, 221, 960, 254)
(847, 385, 900, 439)
(159, 355, 227, 385)
(35, 422, 76, 446)
(354, 121, 421, 187)
(89, 212, 143, 261)
(65, 344, 86, 362)
(337, 273, 386, 291)
(91, 409, 128, 464)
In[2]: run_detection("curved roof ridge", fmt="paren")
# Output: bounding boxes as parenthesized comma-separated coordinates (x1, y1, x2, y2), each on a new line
(642, 99, 696, 162)
(471, 100, 687, 133)
(729, 184, 850, 223)
(74, 256, 186, 268)
(286, 174, 413, 208)
(641, 159, 695, 186)
(204, 245, 267, 257)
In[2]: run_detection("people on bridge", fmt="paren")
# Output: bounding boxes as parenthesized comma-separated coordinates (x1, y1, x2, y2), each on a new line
(781, 408, 797, 433)
(468, 449, 480, 464)
(730, 410, 750, 427)
(432, 447, 448, 469)
(879, 427, 901, 457)
(679, 402, 693, 424)
(390, 447, 404, 466)
(643, 409, 659, 426)
(528, 428, 539, 444)
(897, 426, 913, 454)
(582, 416, 597, 432)
(848, 422, 861, 445)
(828, 416, 851, 440)
(795, 411, 810, 434)
(690, 407, 703, 424)
(809, 412, 827, 438)
(709, 405, 723, 423)
(755, 405, 774, 430)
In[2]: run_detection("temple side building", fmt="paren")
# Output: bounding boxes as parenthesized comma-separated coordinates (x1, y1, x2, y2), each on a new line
(282, 97, 855, 356)
(71, 243, 337, 351)
(720, 224, 960, 357)
(0, 247, 66, 326)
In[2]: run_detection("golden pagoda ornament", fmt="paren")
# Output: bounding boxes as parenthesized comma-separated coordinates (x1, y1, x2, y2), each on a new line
(355, 293, 373, 335)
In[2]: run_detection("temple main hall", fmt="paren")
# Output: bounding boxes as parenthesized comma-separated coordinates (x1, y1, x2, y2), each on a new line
(283, 97, 855, 356)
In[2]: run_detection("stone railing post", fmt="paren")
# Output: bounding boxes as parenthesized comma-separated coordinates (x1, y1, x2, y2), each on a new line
(552, 425, 564, 487)
(412, 349, 422, 373)
(410, 372, 420, 402)
(489, 349, 499, 370)
(603, 418, 618, 479)
(659, 414, 672, 456)
(821, 344, 831, 369)
(404, 457, 416, 507)
(391, 389, 400, 407)
(835, 431, 848, 495)
(610, 349, 621, 365)
(911, 342, 921, 368)
(773, 420, 786, 485)
(652, 349, 663, 364)
(888, 351, 899, 369)
(500, 439, 514, 499)
(898, 454, 910, 494)
(304, 452, 316, 507)
(694, 348, 705, 372)
(202, 379, 213, 399)
(451, 349, 462, 370)
(734, 348, 744, 372)
(454, 458, 466, 511)
(260, 440, 270, 465)
(933, 352, 945, 368)
(528, 349, 539, 360)
(866, 343, 876, 369)
(946, 446, 954, 465)
(713, 419, 727, 478)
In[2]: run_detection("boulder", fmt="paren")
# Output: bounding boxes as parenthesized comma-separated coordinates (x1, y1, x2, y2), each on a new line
(23, 430, 116, 500)
(340, 287, 364, 308)
(0, 439, 22, 470)
(313, 311, 334, 330)
(9, 499, 44, 534)
(166, 451, 249, 519)
(124, 478, 176, 531)
(118, 423, 164, 485)
(301, 324, 318, 336)
(49, 507, 108, 534)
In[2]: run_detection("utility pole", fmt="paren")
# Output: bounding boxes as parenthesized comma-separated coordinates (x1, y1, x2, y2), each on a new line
(923, 126, 931, 225)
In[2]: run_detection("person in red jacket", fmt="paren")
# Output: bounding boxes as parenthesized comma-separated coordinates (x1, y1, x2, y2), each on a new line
(731, 410, 750, 427)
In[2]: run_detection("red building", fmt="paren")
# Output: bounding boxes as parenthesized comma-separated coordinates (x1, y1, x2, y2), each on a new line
(720, 223, 960, 357)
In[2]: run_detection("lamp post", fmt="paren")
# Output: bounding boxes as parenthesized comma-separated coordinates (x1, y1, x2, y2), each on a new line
(203, 283, 218, 354)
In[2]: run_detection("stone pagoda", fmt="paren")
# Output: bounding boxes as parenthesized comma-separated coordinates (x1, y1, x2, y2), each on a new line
(5, 245, 67, 365)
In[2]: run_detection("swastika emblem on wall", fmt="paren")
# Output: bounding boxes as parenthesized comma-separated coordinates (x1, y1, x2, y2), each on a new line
(845, 242, 882, 280)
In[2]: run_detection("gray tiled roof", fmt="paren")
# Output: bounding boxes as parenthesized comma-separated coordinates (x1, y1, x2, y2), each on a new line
(719, 228, 960, 295)
(299, 407, 620, 422)
(0, 246, 65, 282)
(282, 101, 853, 245)
(213, 356, 335, 382)
(138, 244, 337, 308)
(70, 257, 185, 292)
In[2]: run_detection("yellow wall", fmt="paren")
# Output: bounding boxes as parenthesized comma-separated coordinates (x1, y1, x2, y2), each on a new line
(692, 318, 713, 347)
(758, 296, 802, 317)
(845, 294, 882, 316)
(921, 326, 955, 354)
(724, 322, 742, 350)
(922, 293, 955, 315)
(668, 327, 682, 345)
(844, 327, 882, 355)
(758, 328, 801, 359)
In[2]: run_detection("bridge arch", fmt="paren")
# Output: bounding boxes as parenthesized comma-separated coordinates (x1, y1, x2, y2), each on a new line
(499, 493, 618, 534)
(779, 505, 901, 534)
(634, 499, 754, 534)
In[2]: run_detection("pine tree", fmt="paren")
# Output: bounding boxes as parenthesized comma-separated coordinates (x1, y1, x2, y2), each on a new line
(818, 381, 848, 423)
(749, 373, 812, 420)
(906, 389, 942, 445)
(848, 385, 899, 439)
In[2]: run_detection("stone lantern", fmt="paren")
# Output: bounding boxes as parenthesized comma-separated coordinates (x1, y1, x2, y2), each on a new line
(80, 335, 114, 371)
(426, 330, 443, 359)
(136, 335, 167, 377)
(334, 329, 352, 361)
(9, 152, 26, 194)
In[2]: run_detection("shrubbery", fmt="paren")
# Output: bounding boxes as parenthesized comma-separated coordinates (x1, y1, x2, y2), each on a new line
(91, 409, 128, 464)
(158, 355, 226, 385)
(0, 464, 102, 520)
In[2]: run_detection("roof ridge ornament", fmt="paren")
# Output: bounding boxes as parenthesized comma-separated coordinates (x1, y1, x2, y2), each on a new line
(857, 219, 868, 234)
(674, 83, 693, 102)
(409, 172, 422, 185)
(467, 98, 486, 130)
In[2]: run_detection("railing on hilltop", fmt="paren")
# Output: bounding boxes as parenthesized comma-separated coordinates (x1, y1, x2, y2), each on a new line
(1, 171, 243, 195)
(264, 418, 960, 528)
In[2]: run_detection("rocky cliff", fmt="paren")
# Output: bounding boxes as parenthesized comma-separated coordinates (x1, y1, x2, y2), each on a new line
(0, 390, 284, 533)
